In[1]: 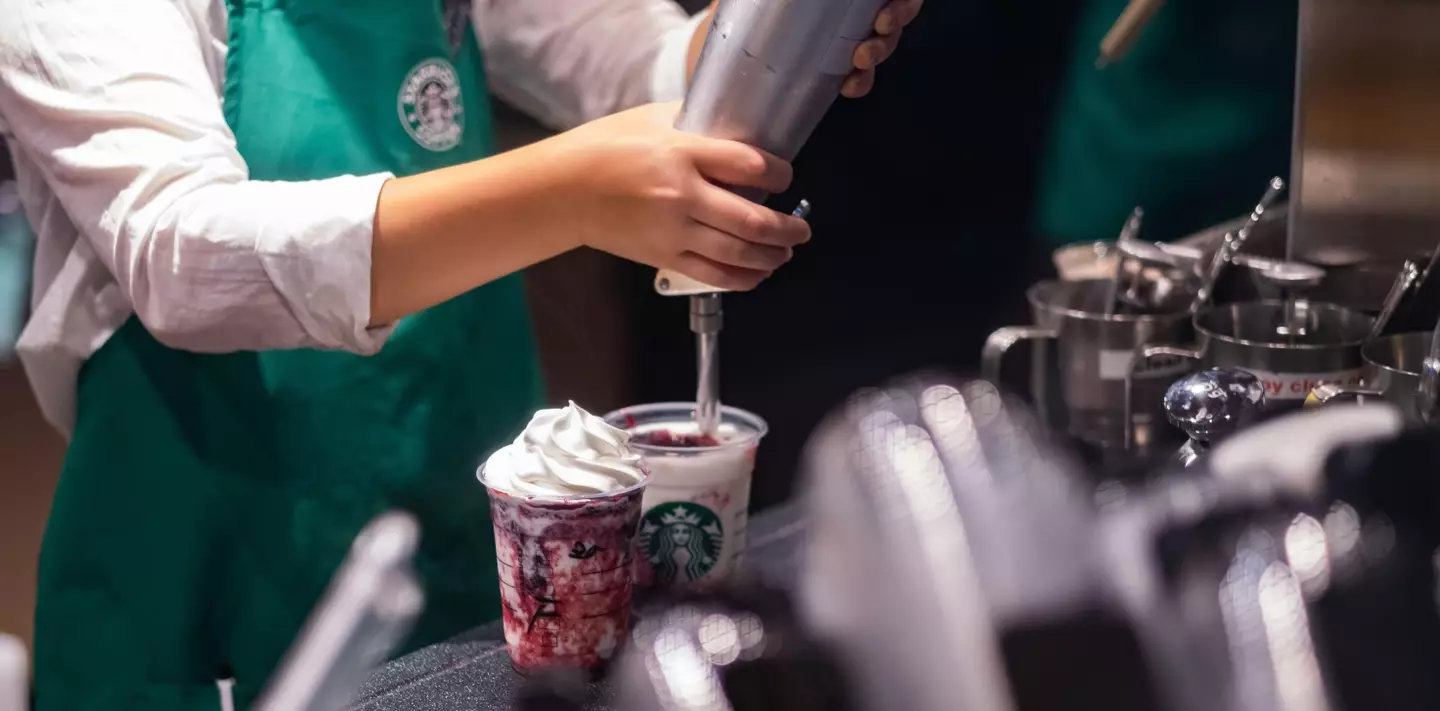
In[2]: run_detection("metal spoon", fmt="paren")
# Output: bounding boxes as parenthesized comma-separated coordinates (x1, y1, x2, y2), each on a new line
(1189, 177, 1287, 316)
(1368, 259, 1420, 341)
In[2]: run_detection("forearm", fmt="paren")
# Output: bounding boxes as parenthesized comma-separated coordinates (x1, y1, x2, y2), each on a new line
(370, 139, 582, 326)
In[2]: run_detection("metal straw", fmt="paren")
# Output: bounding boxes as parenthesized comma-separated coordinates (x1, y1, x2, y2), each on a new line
(1189, 177, 1287, 316)
(1104, 207, 1146, 315)
(695, 199, 811, 436)
(1369, 260, 1420, 341)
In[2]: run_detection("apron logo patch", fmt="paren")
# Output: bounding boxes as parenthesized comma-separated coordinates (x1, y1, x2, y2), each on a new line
(398, 59, 464, 152)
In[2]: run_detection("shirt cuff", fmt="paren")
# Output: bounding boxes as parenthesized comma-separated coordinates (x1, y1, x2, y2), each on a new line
(649, 11, 710, 103)
(254, 171, 397, 355)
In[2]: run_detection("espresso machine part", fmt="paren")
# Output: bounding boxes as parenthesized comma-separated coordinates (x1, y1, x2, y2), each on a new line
(1418, 317, 1440, 426)
(1162, 368, 1266, 468)
(1191, 178, 1287, 316)
(253, 512, 424, 711)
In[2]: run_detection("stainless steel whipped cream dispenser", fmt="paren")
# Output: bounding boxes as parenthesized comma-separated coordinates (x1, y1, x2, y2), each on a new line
(655, 0, 888, 296)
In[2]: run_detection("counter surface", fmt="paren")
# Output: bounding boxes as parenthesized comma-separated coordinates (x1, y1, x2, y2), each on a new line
(348, 502, 806, 711)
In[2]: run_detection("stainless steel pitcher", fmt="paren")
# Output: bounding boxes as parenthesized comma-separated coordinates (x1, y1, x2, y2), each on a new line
(983, 279, 1193, 455)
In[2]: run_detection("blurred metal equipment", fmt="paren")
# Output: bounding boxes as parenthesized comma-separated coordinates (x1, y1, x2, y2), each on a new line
(253, 511, 424, 711)
(1289, 0, 1440, 265)
(613, 585, 857, 711)
(798, 378, 1161, 711)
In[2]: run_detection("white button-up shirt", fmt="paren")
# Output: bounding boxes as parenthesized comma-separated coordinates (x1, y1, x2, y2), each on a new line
(0, 0, 705, 434)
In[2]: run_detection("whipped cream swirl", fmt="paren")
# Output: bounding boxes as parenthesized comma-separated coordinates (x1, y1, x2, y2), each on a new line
(482, 401, 646, 497)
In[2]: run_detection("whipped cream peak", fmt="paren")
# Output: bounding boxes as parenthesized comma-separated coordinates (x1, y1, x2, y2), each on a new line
(482, 401, 646, 497)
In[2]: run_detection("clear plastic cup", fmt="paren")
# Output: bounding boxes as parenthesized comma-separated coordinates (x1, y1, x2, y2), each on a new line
(603, 403, 768, 589)
(479, 471, 648, 672)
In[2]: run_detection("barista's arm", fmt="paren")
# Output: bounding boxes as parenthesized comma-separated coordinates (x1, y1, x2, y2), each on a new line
(0, 0, 806, 350)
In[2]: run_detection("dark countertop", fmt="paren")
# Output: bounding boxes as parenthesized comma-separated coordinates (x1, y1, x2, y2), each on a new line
(348, 503, 806, 711)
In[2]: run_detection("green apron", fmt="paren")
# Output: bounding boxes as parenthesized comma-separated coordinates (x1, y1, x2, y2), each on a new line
(33, 0, 544, 708)
(1036, 0, 1298, 246)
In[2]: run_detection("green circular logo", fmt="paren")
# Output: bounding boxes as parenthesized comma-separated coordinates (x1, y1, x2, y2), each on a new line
(639, 502, 724, 584)
(398, 58, 464, 152)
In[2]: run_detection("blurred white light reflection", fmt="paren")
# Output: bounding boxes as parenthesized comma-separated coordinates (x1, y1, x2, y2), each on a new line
(1284, 514, 1331, 599)
(697, 614, 741, 666)
(1257, 562, 1331, 711)
(652, 627, 734, 711)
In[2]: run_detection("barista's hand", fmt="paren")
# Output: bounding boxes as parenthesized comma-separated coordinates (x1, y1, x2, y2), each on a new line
(545, 102, 811, 291)
(691, 0, 923, 99)
(845, 0, 924, 97)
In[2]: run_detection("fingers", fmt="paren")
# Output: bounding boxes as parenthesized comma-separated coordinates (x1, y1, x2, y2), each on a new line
(874, 0, 923, 34)
(853, 29, 902, 70)
(669, 252, 773, 292)
(689, 182, 811, 248)
(685, 222, 793, 273)
(841, 69, 876, 98)
(684, 138, 794, 194)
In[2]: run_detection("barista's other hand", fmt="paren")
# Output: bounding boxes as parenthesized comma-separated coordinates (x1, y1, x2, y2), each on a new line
(549, 102, 811, 292)
(843, 0, 924, 97)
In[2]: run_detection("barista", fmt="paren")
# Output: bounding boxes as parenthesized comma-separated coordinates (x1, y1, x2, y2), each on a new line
(0, 0, 920, 708)
(1036, 0, 1298, 247)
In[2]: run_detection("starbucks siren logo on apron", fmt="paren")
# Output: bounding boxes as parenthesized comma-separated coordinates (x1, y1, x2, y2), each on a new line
(639, 503, 724, 584)
(398, 58, 464, 151)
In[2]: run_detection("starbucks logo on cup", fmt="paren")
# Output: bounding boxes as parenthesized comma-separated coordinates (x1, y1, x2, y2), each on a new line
(639, 503, 723, 584)
(398, 58, 464, 152)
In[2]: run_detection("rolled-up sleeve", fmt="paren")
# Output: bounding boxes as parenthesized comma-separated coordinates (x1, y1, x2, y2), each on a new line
(0, 0, 394, 354)
(475, 0, 706, 130)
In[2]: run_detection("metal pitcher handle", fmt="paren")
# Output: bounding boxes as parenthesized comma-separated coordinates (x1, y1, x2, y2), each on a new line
(1124, 344, 1202, 451)
(982, 326, 1057, 386)
(1305, 383, 1385, 408)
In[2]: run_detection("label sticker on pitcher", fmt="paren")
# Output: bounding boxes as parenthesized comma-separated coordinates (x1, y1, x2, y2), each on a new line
(1099, 349, 1190, 380)
(1241, 368, 1364, 400)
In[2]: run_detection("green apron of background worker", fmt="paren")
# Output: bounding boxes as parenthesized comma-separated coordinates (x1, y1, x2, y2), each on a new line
(1036, 0, 1299, 247)
(33, 0, 542, 707)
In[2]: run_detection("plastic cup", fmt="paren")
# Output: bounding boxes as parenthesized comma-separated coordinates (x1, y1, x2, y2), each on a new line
(603, 403, 768, 589)
(479, 471, 648, 672)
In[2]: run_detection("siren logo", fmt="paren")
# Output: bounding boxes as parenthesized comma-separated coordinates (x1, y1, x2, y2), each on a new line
(638, 503, 723, 584)
(398, 58, 464, 151)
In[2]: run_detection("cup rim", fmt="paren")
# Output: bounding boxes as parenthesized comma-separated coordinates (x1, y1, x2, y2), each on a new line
(476, 462, 651, 503)
(1026, 279, 1191, 324)
(1362, 330, 1430, 377)
(603, 402, 769, 453)
(1195, 299, 1374, 351)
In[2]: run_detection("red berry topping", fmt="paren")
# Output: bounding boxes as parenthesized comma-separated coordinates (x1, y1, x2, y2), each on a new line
(631, 430, 721, 448)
